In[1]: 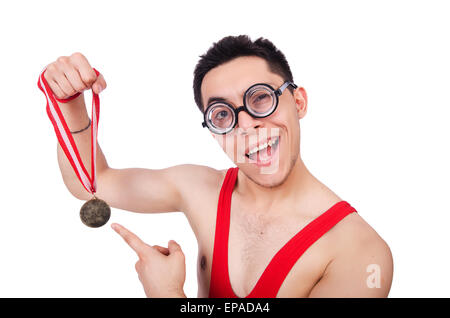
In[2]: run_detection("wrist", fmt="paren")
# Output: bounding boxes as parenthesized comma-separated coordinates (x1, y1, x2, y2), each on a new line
(55, 92, 81, 103)
(70, 118, 91, 134)
(56, 94, 90, 131)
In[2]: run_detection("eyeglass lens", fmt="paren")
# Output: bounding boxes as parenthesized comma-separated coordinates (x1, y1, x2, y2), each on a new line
(208, 85, 276, 130)
(245, 85, 276, 115)
(209, 104, 235, 130)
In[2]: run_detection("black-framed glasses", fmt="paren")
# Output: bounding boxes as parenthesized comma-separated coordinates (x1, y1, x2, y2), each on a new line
(201, 81, 297, 134)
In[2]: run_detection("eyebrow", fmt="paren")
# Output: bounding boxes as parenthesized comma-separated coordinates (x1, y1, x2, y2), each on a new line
(206, 96, 229, 106)
(205, 82, 281, 108)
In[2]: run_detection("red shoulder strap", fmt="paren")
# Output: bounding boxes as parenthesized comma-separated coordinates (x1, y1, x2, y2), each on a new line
(247, 201, 357, 298)
(209, 167, 239, 298)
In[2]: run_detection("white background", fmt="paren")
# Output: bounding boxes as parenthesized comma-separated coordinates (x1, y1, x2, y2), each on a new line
(0, 0, 449, 297)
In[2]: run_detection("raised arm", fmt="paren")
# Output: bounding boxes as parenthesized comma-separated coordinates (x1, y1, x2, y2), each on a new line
(44, 52, 202, 215)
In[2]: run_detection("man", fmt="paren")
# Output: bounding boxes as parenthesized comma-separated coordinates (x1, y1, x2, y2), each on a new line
(42, 35, 393, 297)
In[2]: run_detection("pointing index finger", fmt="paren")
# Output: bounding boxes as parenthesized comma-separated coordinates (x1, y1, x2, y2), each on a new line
(112, 223, 148, 258)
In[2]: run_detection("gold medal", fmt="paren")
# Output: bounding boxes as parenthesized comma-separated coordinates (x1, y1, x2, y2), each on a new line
(80, 195, 111, 228)
(39, 67, 112, 228)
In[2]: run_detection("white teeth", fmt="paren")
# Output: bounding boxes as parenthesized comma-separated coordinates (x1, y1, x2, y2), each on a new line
(247, 137, 279, 156)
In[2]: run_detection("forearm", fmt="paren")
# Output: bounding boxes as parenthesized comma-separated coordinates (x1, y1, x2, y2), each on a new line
(56, 93, 109, 200)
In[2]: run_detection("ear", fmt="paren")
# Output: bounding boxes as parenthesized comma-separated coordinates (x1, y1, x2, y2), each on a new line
(293, 86, 308, 119)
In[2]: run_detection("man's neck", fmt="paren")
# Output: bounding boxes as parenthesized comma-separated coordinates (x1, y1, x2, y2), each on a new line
(236, 156, 315, 211)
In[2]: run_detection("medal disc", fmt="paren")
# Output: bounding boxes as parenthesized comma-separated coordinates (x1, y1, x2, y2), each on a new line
(80, 197, 111, 228)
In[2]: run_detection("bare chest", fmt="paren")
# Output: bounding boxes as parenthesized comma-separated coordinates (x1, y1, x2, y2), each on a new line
(192, 181, 340, 298)
(227, 205, 331, 297)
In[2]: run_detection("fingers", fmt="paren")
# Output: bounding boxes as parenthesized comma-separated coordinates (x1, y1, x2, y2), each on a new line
(111, 223, 150, 258)
(153, 245, 170, 256)
(47, 78, 66, 99)
(44, 63, 77, 98)
(44, 52, 107, 99)
(92, 73, 107, 94)
(112, 223, 180, 259)
(58, 57, 88, 92)
(168, 240, 184, 258)
(70, 52, 105, 93)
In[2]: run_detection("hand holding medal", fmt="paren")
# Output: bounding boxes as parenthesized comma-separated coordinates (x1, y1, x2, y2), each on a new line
(37, 63, 111, 228)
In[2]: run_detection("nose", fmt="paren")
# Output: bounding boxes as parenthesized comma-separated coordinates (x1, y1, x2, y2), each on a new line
(236, 109, 262, 133)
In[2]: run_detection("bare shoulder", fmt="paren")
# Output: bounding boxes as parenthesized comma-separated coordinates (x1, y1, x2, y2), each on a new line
(334, 212, 392, 262)
(165, 164, 227, 210)
(309, 212, 394, 297)
(165, 164, 230, 240)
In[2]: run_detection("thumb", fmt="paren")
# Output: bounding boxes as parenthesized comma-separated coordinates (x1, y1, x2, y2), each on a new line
(92, 73, 107, 94)
(168, 240, 184, 257)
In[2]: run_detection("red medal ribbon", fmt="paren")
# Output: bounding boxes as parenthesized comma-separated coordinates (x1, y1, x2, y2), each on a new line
(37, 67, 100, 195)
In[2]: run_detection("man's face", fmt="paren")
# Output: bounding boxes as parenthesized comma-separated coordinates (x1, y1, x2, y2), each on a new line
(201, 56, 307, 188)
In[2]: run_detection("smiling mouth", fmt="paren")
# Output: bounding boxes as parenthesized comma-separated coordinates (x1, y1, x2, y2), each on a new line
(245, 136, 280, 161)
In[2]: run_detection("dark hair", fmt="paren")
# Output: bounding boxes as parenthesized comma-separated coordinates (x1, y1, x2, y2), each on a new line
(193, 35, 294, 113)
